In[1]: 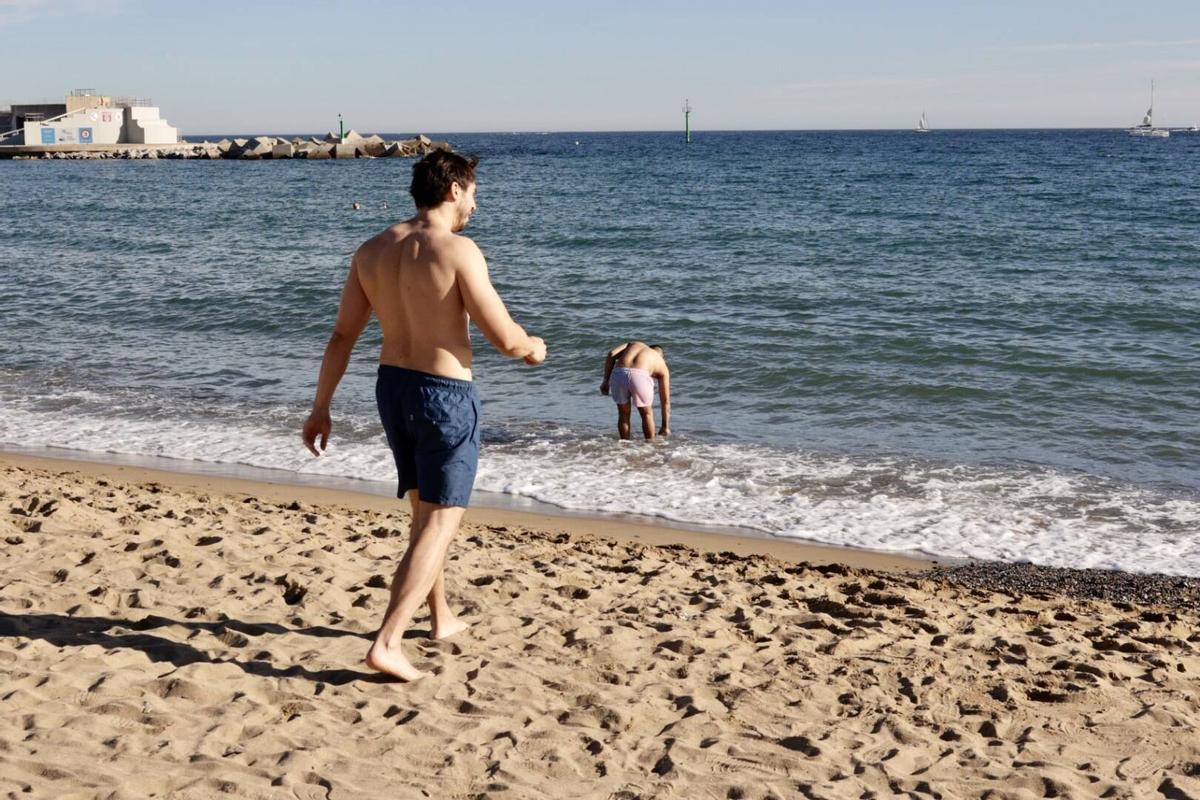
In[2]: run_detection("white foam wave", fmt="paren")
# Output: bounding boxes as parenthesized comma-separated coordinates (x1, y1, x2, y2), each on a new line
(3, 402, 1198, 576)
(475, 435, 1200, 576)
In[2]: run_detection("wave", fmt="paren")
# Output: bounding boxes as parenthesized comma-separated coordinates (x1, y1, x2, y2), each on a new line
(3, 396, 1198, 577)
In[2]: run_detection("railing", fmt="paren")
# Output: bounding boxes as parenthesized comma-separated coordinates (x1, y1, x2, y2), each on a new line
(115, 96, 153, 107)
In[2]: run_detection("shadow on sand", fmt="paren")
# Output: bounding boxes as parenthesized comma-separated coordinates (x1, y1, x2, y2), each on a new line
(0, 611, 406, 685)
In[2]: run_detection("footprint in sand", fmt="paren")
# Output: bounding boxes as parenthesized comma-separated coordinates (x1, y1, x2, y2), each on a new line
(779, 735, 821, 757)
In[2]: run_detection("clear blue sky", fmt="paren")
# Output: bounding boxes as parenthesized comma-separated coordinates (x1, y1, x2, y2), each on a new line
(3, 0, 1198, 133)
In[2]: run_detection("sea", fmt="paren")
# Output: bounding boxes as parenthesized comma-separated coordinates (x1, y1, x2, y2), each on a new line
(2, 130, 1198, 575)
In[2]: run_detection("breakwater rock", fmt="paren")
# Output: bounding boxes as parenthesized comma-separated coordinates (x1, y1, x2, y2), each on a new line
(23, 131, 450, 160)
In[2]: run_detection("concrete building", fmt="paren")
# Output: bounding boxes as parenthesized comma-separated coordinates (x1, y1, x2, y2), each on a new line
(0, 89, 180, 146)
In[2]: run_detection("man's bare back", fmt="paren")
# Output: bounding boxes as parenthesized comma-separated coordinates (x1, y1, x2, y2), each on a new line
(355, 221, 477, 380)
(351, 198, 543, 381)
(612, 341, 667, 373)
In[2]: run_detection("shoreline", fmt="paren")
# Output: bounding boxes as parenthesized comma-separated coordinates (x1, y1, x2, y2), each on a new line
(5, 449, 1198, 609)
(0, 450, 932, 572)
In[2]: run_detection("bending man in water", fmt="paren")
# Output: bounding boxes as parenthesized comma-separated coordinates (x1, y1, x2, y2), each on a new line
(302, 151, 546, 681)
(600, 341, 671, 440)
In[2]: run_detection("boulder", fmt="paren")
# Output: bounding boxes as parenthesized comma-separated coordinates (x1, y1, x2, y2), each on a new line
(363, 139, 388, 157)
(243, 137, 275, 156)
(272, 142, 296, 159)
(323, 131, 340, 142)
(216, 138, 234, 154)
(342, 129, 364, 142)
(417, 134, 431, 145)
(304, 145, 332, 160)
(333, 142, 361, 159)
(428, 140, 451, 152)
(221, 138, 250, 158)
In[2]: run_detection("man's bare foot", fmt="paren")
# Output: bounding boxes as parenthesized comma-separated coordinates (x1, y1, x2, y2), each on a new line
(430, 618, 469, 641)
(365, 641, 426, 682)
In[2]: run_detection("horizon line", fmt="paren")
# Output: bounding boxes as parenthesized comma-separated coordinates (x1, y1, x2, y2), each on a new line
(182, 125, 1183, 138)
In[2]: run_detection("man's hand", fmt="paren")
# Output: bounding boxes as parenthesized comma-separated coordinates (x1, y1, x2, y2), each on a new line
(523, 336, 547, 366)
(302, 408, 332, 456)
(600, 381, 610, 396)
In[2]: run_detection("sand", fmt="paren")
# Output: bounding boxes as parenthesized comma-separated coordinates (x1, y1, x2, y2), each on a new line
(1, 454, 1198, 799)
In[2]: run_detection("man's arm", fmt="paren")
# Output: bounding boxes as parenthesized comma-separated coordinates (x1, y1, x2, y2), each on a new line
(457, 239, 545, 364)
(600, 343, 628, 395)
(656, 367, 671, 436)
(302, 257, 373, 456)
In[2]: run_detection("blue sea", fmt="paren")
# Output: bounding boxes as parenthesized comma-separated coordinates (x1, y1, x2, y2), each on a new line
(2, 130, 1198, 574)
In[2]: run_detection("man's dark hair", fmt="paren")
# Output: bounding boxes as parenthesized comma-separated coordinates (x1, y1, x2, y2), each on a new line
(650, 344, 665, 355)
(410, 150, 480, 209)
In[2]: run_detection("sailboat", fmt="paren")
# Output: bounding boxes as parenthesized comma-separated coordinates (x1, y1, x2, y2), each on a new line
(914, 111, 930, 134)
(1129, 81, 1170, 138)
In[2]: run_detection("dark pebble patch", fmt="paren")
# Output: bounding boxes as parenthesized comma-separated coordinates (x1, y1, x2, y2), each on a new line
(920, 561, 1200, 610)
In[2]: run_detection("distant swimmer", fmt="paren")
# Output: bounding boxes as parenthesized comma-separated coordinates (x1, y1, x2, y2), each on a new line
(352, 200, 361, 210)
(303, 151, 546, 681)
(381, 200, 389, 209)
(600, 341, 671, 440)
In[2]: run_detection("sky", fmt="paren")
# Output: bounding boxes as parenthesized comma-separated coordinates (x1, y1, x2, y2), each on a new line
(2, 0, 1199, 133)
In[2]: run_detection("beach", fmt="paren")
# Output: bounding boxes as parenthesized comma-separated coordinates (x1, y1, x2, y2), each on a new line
(5, 2, 1200, 796)
(3, 452, 1198, 799)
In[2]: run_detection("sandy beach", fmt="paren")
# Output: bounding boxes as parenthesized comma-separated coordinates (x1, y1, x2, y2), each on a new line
(2, 452, 1198, 799)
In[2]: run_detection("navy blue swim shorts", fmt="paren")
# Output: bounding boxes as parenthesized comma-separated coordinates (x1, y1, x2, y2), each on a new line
(375, 365, 481, 508)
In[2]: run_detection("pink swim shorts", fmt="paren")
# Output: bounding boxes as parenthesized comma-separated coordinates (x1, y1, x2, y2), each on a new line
(610, 367, 654, 408)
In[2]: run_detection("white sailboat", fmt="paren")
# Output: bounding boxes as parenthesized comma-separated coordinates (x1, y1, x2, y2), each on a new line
(1129, 81, 1169, 138)
(914, 111, 930, 133)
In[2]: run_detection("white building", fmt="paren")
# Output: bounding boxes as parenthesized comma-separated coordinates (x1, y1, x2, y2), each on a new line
(12, 90, 180, 146)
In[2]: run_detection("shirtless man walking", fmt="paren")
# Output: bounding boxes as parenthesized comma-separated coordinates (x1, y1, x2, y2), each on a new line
(302, 151, 546, 681)
(600, 342, 671, 440)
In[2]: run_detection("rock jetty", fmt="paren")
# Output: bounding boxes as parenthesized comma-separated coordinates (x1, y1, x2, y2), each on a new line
(20, 131, 450, 160)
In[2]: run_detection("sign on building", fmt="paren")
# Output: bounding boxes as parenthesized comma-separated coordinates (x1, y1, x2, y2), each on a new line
(41, 128, 55, 144)
(79, 128, 93, 143)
